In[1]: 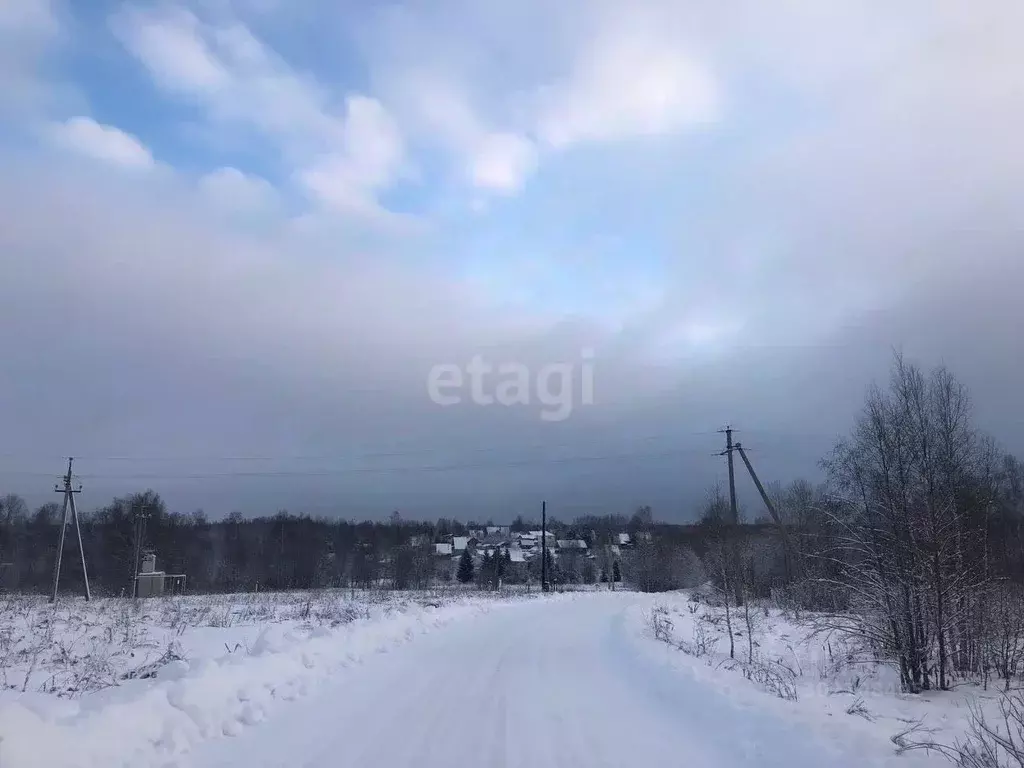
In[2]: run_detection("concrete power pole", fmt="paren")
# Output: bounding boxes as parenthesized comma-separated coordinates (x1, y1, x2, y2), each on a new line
(719, 428, 744, 607)
(50, 458, 91, 602)
(724, 426, 739, 524)
(541, 500, 549, 592)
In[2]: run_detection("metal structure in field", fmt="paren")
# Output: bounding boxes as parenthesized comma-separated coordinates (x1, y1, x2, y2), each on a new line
(50, 457, 91, 602)
(131, 502, 151, 598)
(135, 552, 187, 598)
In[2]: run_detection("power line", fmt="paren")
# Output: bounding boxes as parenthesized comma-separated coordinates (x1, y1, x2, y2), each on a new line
(19, 446, 715, 480)
(0, 434, 720, 462)
(0, 428, 837, 463)
(0, 428, 839, 482)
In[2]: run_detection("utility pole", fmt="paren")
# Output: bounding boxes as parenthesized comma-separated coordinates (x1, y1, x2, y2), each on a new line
(735, 442, 796, 582)
(131, 501, 152, 598)
(50, 458, 91, 602)
(723, 426, 739, 525)
(541, 500, 549, 593)
(718, 428, 744, 606)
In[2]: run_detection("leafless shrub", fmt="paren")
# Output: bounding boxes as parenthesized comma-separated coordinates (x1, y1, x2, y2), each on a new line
(647, 606, 675, 644)
(718, 656, 800, 701)
(123, 641, 186, 680)
(0, 624, 15, 689)
(846, 697, 873, 721)
(20, 609, 54, 692)
(685, 613, 720, 658)
(921, 693, 1024, 768)
(889, 718, 940, 755)
(744, 658, 799, 701)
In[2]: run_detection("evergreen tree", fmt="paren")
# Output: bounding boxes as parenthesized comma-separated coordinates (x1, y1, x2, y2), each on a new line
(478, 550, 493, 587)
(612, 560, 622, 583)
(492, 548, 508, 589)
(543, 549, 557, 585)
(600, 569, 608, 583)
(457, 547, 474, 584)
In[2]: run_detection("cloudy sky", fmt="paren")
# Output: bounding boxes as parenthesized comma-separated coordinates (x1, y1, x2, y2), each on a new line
(1, 0, 1022, 521)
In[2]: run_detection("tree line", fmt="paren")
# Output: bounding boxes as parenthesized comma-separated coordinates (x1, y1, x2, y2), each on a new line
(0, 492, 655, 595)
(691, 355, 1024, 694)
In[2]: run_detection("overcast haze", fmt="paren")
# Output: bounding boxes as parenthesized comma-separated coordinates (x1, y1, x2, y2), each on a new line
(1, 0, 1022, 521)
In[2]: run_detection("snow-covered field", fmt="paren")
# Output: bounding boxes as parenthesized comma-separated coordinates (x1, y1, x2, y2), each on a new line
(0, 589, 531, 768)
(3, 587, 1016, 768)
(628, 589, 1015, 767)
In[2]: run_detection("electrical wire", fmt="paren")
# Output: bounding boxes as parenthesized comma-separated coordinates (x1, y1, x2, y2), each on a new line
(0, 446, 717, 480)
(0, 428, 838, 481)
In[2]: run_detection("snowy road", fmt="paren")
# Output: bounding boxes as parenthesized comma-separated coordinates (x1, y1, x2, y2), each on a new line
(190, 593, 863, 768)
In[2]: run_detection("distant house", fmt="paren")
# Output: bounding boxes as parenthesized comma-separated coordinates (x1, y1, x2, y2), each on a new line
(556, 539, 588, 552)
(529, 531, 557, 547)
(477, 532, 509, 549)
(617, 533, 632, 546)
(516, 534, 537, 550)
(451, 536, 477, 553)
(434, 542, 454, 556)
(486, 525, 510, 536)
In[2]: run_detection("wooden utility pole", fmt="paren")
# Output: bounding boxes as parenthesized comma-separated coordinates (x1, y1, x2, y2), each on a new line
(541, 500, 549, 592)
(50, 458, 91, 602)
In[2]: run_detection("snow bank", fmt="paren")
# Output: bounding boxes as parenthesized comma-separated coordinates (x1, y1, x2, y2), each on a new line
(0, 596, 508, 768)
(624, 592, 1006, 768)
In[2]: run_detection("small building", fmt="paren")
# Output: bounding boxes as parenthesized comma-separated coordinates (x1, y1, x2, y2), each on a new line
(556, 539, 588, 552)
(451, 536, 477, 553)
(135, 553, 186, 598)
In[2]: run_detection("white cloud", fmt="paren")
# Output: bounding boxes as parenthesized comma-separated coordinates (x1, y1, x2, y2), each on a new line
(198, 166, 277, 212)
(113, 8, 332, 144)
(113, 7, 406, 216)
(469, 133, 537, 194)
(0, 0, 64, 115)
(47, 117, 154, 169)
(296, 96, 405, 214)
(357, 1, 721, 198)
(533, 34, 720, 150)
(113, 7, 229, 96)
